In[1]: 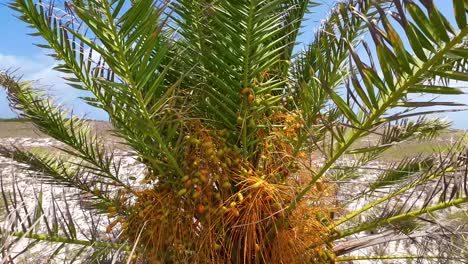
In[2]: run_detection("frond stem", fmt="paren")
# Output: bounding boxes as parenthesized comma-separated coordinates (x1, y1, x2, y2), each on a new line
(0, 230, 130, 251)
(336, 196, 468, 239)
(332, 163, 457, 227)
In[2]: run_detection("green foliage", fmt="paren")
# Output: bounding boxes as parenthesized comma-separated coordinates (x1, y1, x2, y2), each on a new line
(1, 0, 468, 263)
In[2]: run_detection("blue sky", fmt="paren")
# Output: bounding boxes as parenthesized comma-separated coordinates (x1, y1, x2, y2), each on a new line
(0, 0, 467, 129)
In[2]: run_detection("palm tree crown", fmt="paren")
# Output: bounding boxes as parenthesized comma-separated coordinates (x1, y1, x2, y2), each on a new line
(1, 0, 467, 263)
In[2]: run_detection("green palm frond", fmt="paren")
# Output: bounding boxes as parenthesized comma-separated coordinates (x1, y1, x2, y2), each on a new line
(0, 73, 128, 191)
(9, 0, 185, 177)
(1, 0, 468, 263)
(329, 148, 468, 262)
(0, 171, 129, 262)
(289, 0, 468, 212)
(329, 117, 451, 182)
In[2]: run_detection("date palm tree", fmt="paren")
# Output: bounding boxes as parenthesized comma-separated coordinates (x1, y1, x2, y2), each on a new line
(1, 0, 468, 263)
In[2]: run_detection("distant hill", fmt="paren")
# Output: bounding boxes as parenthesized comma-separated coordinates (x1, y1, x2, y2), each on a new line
(0, 119, 112, 138)
(0, 117, 28, 122)
(1, 119, 465, 161)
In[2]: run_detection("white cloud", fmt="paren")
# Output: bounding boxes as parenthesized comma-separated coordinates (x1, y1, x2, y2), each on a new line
(0, 52, 107, 120)
(0, 53, 64, 93)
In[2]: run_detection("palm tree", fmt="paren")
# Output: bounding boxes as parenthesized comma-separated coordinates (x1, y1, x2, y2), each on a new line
(1, 0, 467, 262)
